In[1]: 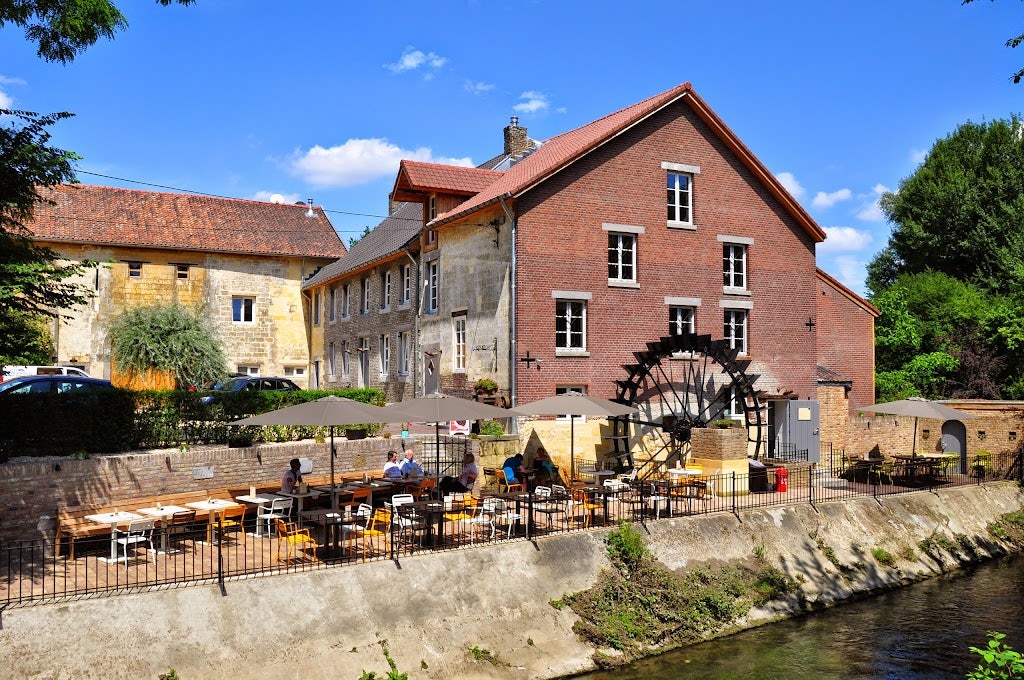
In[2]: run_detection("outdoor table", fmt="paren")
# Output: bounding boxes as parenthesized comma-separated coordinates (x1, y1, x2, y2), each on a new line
(185, 498, 242, 544)
(277, 489, 320, 514)
(893, 454, 944, 484)
(84, 510, 144, 563)
(346, 480, 394, 506)
(668, 467, 702, 480)
(136, 505, 190, 553)
(235, 493, 285, 536)
(300, 507, 357, 557)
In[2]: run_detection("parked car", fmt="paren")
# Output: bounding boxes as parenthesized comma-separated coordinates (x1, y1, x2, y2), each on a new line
(0, 375, 113, 395)
(200, 376, 300, 405)
(1, 365, 91, 382)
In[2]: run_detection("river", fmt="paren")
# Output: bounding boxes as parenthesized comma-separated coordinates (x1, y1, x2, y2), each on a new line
(577, 556, 1024, 679)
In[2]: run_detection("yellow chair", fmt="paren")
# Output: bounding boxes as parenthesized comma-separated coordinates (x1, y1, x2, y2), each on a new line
(348, 508, 390, 562)
(571, 487, 602, 528)
(496, 467, 525, 493)
(209, 505, 246, 546)
(274, 518, 318, 564)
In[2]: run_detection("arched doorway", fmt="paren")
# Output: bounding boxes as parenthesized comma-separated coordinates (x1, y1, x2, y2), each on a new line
(940, 420, 968, 473)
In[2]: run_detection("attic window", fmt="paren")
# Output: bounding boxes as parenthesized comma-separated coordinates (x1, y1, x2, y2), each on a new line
(175, 264, 190, 280)
(429, 195, 437, 220)
(427, 229, 437, 245)
(126, 261, 142, 278)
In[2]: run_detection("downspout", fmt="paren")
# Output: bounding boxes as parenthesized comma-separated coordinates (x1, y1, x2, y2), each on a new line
(498, 195, 517, 407)
(403, 244, 420, 399)
(300, 287, 314, 388)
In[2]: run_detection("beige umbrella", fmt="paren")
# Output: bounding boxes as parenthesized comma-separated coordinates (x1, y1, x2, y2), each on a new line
(513, 393, 638, 480)
(376, 392, 514, 476)
(857, 397, 977, 456)
(232, 396, 385, 508)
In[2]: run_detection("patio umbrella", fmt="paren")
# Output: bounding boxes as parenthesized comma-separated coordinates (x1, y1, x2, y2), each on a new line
(513, 393, 638, 480)
(232, 396, 385, 509)
(857, 397, 977, 457)
(375, 392, 514, 476)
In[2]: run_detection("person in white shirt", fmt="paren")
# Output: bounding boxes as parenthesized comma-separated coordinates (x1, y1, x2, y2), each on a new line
(439, 453, 478, 495)
(280, 458, 303, 493)
(383, 450, 403, 479)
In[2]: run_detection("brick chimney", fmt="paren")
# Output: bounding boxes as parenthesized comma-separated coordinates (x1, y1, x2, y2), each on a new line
(503, 116, 532, 156)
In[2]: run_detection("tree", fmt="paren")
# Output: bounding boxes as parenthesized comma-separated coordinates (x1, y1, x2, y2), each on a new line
(0, 309, 52, 366)
(107, 303, 227, 388)
(871, 116, 1024, 297)
(963, 0, 1024, 84)
(0, 0, 194, 64)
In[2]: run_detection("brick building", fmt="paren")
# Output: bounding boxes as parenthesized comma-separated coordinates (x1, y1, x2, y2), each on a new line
(26, 185, 346, 386)
(304, 83, 877, 460)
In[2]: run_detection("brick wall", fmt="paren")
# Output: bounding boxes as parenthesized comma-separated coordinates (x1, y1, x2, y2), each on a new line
(816, 271, 877, 410)
(513, 100, 819, 403)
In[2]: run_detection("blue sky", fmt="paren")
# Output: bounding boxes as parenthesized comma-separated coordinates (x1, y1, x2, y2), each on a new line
(2, 0, 1022, 296)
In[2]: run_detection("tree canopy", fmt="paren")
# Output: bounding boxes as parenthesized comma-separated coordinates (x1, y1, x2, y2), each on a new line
(0, 0, 194, 64)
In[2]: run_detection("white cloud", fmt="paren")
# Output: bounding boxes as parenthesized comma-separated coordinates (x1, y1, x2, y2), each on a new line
(290, 138, 473, 188)
(0, 89, 12, 109)
(811, 188, 852, 209)
(513, 91, 549, 114)
(464, 80, 494, 95)
(856, 184, 890, 222)
(385, 47, 447, 74)
(253, 191, 301, 204)
(775, 171, 805, 199)
(832, 256, 869, 296)
(910, 148, 927, 164)
(818, 225, 872, 254)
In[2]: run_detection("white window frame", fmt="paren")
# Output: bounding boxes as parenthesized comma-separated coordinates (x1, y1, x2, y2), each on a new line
(398, 331, 411, 376)
(328, 341, 336, 378)
(669, 305, 695, 337)
(342, 284, 350, 319)
(380, 270, 391, 311)
(329, 287, 337, 323)
(663, 162, 700, 229)
(722, 243, 748, 292)
(341, 341, 351, 380)
(313, 291, 322, 326)
(426, 260, 439, 314)
(357, 337, 369, 387)
(238, 365, 260, 376)
(555, 385, 587, 422)
(553, 291, 590, 354)
(723, 385, 744, 420)
(453, 314, 467, 372)
(379, 334, 391, 378)
(723, 308, 748, 355)
(232, 296, 255, 324)
(400, 264, 412, 305)
(360, 278, 369, 314)
(284, 366, 306, 378)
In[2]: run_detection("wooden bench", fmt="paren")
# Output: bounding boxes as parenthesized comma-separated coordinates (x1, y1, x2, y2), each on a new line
(56, 488, 237, 559)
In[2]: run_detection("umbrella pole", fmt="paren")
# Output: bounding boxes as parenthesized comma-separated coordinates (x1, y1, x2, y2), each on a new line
(570, 417, 575, 483)
(330, 425, 337, 511)
(912, 417, 918, 458)
(435, 422, 441, 480)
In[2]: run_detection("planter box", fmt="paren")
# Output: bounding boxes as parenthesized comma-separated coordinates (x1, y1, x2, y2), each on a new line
(345, 428, 367, 440)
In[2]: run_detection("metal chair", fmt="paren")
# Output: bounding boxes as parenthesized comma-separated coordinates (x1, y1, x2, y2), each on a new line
(257, 497, 292, 537)
(114, 518, 156, 565)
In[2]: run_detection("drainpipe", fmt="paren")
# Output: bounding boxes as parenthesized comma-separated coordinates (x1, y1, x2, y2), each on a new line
(300, 288, 314, 388)
(403, 244, 420, 399)
(498, 195, 516, 407)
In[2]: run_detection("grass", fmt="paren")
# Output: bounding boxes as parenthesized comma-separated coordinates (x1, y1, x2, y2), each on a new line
(468, 645, 504, 666)
(872, 547, 896, 567)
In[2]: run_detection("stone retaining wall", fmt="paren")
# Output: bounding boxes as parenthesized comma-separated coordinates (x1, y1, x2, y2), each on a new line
(1, 482, 1021, 679)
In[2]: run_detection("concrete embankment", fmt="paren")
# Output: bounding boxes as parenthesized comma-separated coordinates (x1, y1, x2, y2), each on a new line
(2, 482, 1021, 679)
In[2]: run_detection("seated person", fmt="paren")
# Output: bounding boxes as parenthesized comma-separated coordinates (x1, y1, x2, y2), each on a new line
(401, 448, 424, 477)
(281, 458, 303, 493)
(383, 450, 403, 479)
(502, 453, 526, 484)
(533, 447, 556, 483)
(439, 453, 479, 495)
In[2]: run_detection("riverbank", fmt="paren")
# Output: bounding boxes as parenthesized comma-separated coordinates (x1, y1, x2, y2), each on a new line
(1, 482, 1021, 679)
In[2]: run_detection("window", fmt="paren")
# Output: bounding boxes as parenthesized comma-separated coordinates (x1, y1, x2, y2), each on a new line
(429, 195, 437, 220)
(357, 337, 369, 388)
(175, 264, 189, 280)
(380, 271, 391, 310)
(284, 366, 306, 378)
(328, 341, 336, 377)
(313, 291, 321, 326)
(360, 278, 369, 314)
(426, 260, 439, 313)
(724, 309, 748, 355)
(666, 172, 692, 224)
(329, 287, 337, 322)
(379, 334, 391, 377)
(342, 284, 350, 319)
(723, 385, 744, 419)
(238, 365, 260, 376)
(453, 314, 467, 372)
(400, 264, 412, 305)
(607, 232, 636, 284)
(723, 244, 747, 291)
(341, 341, 350, 380)
(127, 261, 142, 278)
(556, 300, 587, 352)
(232, 296, 255, 323)
(669, 306, 695, 337)
(398, 331, 410, 376)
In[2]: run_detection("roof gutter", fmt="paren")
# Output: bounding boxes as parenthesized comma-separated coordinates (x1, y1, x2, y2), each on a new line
(498, 194, 517, 408)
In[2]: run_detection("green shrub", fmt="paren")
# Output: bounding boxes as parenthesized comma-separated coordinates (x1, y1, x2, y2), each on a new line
(968, 631, 1024, 679)
(606, 521, 650, 566)
(872, 547, 896, 567)
(478, 420, 504, 436)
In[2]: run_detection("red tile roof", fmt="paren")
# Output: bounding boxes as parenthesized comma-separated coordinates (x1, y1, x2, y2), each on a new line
(29, 185, 347, 258)
(432, 82, 826, 243)
(393, 162, 503, 196)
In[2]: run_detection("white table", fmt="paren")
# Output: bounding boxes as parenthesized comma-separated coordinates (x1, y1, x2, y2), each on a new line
(277, 490, 319, 514)
(84, 511, 144, 563)
(235, 493, 286, 536)
(668, 468, 703, 480)
(136, 505, 189, 553)
(185, 499, 242, 544)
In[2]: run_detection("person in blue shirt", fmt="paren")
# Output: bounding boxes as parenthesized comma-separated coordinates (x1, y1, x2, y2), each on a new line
(502, 453, 525, 483)
(401, 448, 425, 477)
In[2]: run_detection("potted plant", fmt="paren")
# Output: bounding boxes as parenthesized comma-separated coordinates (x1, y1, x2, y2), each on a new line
(473, 377, 499, 394)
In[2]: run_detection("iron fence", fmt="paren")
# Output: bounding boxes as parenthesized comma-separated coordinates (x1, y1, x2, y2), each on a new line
(2, 449, 1019, 609)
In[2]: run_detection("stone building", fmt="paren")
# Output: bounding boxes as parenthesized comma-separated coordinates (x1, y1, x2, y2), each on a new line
(26, 185, 346, 386)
